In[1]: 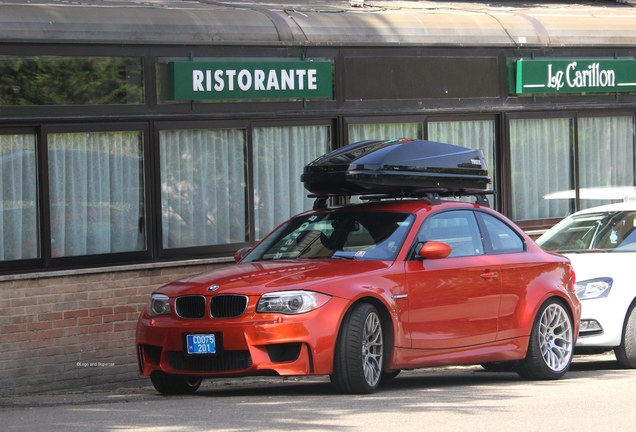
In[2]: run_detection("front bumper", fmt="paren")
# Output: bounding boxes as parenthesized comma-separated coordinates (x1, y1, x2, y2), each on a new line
(576, 297, 625, 348)
(136, 295, 347, 378)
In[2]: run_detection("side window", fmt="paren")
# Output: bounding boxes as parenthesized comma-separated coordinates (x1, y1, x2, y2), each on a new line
(418, 210, 483, 257)
(479, 213, 525, 254)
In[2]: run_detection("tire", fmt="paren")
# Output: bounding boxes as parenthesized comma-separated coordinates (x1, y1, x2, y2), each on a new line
(150, 372, 202, 395)
(330, 303, 384, 394)
(517, 299, 574, 380)
(381, 370, 401, 382)
(615, 305, 636, 368)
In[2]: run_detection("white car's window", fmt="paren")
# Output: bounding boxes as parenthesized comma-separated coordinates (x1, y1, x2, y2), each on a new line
(538, 211, 636, 253)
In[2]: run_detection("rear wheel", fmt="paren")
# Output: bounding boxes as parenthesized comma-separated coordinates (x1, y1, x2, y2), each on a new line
(517, 299, 574, 380)
(615, 305, 636, 368)
(331, 303, 384, 394)
(150, 372, 202, 395)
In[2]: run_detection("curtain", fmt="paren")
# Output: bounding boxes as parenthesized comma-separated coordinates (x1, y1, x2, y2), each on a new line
(578, 116, 635, 209)
(509, 118, 572, 220)
(48, 131, 145, 257)
(0, 134, 39, 260)
(347, 122, 422, 143)
(160, 128, 246, 248)
(253, 125, 330, 239)
(428, 120, 496, 202)
(428, 120, 495, 176)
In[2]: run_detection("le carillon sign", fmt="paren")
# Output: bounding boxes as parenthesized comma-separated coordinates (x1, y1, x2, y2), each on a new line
(169, 58, 333, 101)
(511, 58, 636, 95)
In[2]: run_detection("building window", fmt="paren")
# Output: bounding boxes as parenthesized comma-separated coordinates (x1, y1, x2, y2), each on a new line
(0, 132, 39, 261)
(509, 118, 573, 221)
(48, 131, 146, 257)
(159, 128, 247, 249)
(0, 56, 143, 105)
(253, 125, 331, 238)
(428, 119, 496, 199)
(578, 116, 635, 209)
(347, 122, 423, 143)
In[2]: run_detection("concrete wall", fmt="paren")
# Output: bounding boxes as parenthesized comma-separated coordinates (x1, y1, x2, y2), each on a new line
(0, 261, 231, 396)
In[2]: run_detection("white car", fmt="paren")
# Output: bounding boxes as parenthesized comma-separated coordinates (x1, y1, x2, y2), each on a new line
(537, 200, 636, 368)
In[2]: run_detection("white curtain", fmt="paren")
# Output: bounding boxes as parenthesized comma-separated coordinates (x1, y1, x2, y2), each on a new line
(578, 116, 635, 209)
(347, 122, 422, 143)
(48, 131, 145, 257)
(160, 128, 246, 248)
(253, 125, 330, 238)
(428, 120, 495, 175)
(509, 118, 572, 220)
(428, 120, 496, 201)
(0, 134, 39, 260)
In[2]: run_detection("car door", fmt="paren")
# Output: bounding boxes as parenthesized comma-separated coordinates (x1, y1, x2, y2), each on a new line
(474, 211, 530, 341)
(403, 209, 501, 349)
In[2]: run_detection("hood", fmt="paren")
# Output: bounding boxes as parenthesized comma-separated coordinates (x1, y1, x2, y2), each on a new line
(155, 260, 392, 297)
(564, 252, 634, 282)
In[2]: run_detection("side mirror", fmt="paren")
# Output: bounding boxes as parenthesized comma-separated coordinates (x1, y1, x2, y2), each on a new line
(234, 247, 252, 263)
(418, 241, 452, 260)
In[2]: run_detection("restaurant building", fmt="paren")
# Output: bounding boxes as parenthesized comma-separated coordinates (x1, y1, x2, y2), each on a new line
(1, 0, 635, 394)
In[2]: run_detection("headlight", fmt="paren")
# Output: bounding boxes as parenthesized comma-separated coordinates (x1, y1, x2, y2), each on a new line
(257, 290, 331, 315)
(575, 277, 613, 300)
(149, 293, 171, 316)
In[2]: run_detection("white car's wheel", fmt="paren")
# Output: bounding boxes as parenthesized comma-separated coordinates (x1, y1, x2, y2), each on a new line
(615, 305, 636, 368)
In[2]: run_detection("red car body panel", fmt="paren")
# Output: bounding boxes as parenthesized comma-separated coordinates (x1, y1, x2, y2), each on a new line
(136, 200, 580, 380)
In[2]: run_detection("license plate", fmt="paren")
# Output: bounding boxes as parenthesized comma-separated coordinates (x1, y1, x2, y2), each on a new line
(186, 334, 216, 355)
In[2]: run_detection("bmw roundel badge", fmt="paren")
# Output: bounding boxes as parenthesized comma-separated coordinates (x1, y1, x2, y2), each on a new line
(208, 284, 220, 292)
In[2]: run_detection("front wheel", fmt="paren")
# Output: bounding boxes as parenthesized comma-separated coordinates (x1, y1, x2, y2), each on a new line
(517, 299, 574, 380)
(615, 305, 636, 368)
(330, 303, 384, 394)
(150, 372, 202, 395)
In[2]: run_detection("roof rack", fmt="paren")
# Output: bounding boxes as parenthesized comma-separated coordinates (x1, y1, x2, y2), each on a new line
(309, 189, 495, 209)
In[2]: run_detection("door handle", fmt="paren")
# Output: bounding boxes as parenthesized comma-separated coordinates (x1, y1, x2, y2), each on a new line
(480, 271, 499, 280)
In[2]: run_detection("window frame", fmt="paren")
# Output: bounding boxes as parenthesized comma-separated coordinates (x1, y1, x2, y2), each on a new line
(153, 119, 251, 260)
(0, 127, 43, 273)
(504, 111, 577, 230)
(154, 118, 336, 261)
(505, 110, 636, 231)
(39, 122, 153, 270)
(250, 118, 335, 241)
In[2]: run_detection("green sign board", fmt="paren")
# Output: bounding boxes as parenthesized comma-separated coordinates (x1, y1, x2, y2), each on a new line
(510, 58, 636, 95)
(169, 59, 333, 101)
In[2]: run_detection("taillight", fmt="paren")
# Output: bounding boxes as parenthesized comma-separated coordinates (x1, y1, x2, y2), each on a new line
(568, 267, 577, 293)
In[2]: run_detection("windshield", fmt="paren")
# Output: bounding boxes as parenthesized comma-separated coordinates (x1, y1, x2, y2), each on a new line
(537, 210, 636, 253)
(244, 210, 415, 262)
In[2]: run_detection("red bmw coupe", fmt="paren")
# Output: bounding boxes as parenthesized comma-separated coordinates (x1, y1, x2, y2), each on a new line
(137, 139, 580, 394)
(137, 197, 579, 394)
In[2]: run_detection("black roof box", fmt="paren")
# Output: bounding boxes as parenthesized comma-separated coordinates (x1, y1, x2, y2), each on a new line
(301, 138, 490, 197)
